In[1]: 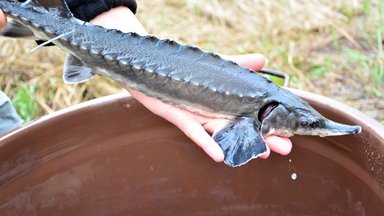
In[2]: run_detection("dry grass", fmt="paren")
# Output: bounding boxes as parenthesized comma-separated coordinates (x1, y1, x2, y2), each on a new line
(0, 0, 383, 123)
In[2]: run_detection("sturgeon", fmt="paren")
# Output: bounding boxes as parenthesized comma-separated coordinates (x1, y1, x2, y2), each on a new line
(0, 0, 362, 167)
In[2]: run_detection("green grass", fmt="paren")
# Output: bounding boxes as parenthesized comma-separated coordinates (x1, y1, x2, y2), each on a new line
(12, 84, 37, 123)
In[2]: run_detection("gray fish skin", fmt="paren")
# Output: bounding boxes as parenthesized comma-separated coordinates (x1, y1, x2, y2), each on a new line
(0, 0, 284, 118)
(0, 0, 362, 167)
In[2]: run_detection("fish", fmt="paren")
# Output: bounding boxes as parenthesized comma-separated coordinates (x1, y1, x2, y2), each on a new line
(0, 0, 362, 167)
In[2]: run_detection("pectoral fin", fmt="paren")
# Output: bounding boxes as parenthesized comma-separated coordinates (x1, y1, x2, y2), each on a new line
(213, 117, 268, 167)
(63, 54, 95, 84)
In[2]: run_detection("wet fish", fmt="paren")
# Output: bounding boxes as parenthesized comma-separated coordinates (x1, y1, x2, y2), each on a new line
(0, 0, 362, 167)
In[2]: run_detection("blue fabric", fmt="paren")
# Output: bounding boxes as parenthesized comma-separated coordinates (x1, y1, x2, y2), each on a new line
(0, 91, 22, 133)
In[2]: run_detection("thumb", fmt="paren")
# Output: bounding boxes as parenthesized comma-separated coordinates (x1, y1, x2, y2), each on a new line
(224, 53, 266, 71)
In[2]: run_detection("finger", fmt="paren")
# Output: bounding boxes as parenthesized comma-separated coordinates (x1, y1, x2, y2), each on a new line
(176, 120, 225, 162)
(0, 10, 6, 30)
(259, 146, 271, 159)
(264, 135, 292, 155)
(127, 88, 225, 162)
(224, 53, 266, 71)
(201, 118, 231, 134)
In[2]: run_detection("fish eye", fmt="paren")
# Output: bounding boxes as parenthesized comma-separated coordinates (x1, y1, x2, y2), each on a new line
(300, 120, 309, 127)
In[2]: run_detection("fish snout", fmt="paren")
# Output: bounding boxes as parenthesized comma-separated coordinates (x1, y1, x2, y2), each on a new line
(350, 125, 362, 134)
(315, 120, 362, 137)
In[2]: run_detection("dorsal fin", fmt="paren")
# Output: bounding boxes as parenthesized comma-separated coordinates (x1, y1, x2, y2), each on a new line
(23, 0, 73, 18)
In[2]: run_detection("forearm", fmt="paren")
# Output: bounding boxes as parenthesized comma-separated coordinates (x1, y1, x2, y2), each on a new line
(90, 6, 147, 35)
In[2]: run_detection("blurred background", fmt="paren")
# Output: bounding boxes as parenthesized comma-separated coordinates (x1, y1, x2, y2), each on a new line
(0, 0, 383, 125)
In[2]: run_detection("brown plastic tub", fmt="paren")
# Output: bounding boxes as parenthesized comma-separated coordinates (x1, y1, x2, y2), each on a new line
(0, 90, 383, 215)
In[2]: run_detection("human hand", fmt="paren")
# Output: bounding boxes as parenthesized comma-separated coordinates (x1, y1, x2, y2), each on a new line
(88, 7, 292, 163)
(0, 6, 292, 163)
(0, 10, 6, 30)
(125, 54, 292, 162)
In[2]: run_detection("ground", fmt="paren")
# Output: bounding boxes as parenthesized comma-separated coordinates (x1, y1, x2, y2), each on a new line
(0, 0, 383, 124)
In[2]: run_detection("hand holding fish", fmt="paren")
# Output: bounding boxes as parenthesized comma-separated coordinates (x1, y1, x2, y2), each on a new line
(125, 55, 293, 162)
(0, 6, 292, 162)
(89, 8, 293, 161)
(0, 5, 292, 162)
(0, 0, 361, 167)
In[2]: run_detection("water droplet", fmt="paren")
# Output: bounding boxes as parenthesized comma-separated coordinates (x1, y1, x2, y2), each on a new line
(289, 159, 292, 163)
(291, 173, 297, 180)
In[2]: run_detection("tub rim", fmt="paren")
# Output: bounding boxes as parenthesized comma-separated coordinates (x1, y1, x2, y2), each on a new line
(1, 89, 383, 143)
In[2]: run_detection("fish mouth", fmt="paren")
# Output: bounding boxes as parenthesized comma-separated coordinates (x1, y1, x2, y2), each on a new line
(258, 101, 279, 122)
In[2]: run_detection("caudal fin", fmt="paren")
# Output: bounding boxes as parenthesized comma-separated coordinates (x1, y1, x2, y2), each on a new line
(213, 117, 268, 167)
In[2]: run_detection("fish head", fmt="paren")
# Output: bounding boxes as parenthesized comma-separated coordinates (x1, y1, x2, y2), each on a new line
(259, 101, 362, 137)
